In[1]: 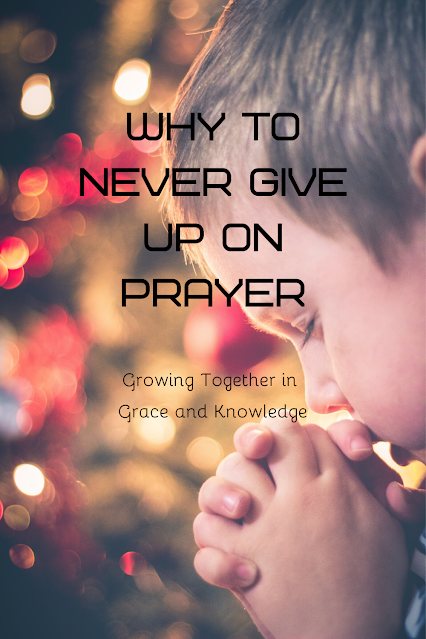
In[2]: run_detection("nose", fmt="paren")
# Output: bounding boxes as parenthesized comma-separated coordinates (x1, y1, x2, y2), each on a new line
(299, 340, 352, 415)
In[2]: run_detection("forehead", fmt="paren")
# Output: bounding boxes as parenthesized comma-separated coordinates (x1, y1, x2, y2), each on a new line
(201, 200, 426, 338)
(202, 201, 356, 304)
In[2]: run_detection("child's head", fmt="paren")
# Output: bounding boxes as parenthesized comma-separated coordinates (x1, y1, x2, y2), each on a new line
(165, 0, 425, 456)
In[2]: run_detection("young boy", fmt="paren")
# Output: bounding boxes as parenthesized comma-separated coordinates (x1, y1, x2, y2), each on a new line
(164, 0, 425, 637)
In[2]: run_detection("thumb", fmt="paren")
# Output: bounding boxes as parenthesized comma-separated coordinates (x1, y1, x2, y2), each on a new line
(327, 419, 374, 461)
(386, 481, 426, 523)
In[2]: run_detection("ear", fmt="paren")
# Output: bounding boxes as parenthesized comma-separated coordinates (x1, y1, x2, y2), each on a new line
(409, 134, 426, 193)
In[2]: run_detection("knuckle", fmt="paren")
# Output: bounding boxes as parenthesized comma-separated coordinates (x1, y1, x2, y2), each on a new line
(234, 422, 258, 446)
(193, 512, 208, 546)
(211, 555, 229, 585)
(305, 423, 324, 436)
(216, 451, 245, 479)
(198, 476, 218, 508)
(194, 548, 224, 586)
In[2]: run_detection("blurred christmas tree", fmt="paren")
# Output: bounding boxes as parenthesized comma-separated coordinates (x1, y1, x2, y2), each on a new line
(0, 1, 309, 638)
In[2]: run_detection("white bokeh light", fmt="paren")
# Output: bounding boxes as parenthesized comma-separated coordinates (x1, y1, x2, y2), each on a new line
(14, 463, 45, 496)
(113, 59, 150, 104)
(21, 74, 52, 118)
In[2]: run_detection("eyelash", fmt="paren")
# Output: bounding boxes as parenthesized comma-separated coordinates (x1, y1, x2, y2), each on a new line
(301, 317, 316, 348)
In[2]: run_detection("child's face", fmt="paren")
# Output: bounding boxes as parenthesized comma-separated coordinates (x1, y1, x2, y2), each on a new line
(203, 203, 425, 460)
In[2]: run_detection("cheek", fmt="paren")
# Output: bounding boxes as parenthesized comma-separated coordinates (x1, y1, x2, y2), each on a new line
(330, 333, 425, 450)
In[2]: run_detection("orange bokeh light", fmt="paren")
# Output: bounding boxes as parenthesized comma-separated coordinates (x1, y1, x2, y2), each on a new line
(0, 258, 7, 286)
(19, 167, 48, 196)
(12, 193, 40, 221)
(0, 237, 29, 269)
(94, 131, 124, 159)
(9, 544, 35, 569)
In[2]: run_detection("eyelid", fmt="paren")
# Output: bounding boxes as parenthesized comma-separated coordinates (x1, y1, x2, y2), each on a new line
(301, 318, 315, 348)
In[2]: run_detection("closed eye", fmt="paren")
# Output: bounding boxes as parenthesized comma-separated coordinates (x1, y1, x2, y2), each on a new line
(301, 317, 315, 348)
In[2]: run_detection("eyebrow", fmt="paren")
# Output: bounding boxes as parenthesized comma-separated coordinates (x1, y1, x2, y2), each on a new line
(244, 305, 293, 335)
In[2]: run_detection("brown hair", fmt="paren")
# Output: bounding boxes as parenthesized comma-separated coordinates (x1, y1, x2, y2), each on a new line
(165, 0, 425, 265)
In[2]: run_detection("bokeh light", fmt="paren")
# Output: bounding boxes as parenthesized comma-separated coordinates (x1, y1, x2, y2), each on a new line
(130, 124, 162, 154)
(19, 167, 48, 196)
(186, 437, 223, 470)
(12, 194, 40, 221)
(0, 259, 7, 286)
(169, 0, 199, 20)
(119, 551, 147, 576)
(16, 407, 33, 435)
(53, 133, 83, 163)
(2, 266, 25, 290)
(113, 59, 150, 104)
(0, 237, 29, 269)
(9, 544, 35, 569)
(94, 131, 123, 159)
(25, 247, 53, 278)
(21, 74, 53, 119)
(184, 299, 278, 373)
(15, 227, 39, 255)
(66, 210, 86, 236)
(4, 505, 30, 531)
(134, 413, 176, 451)
(14, 463, 45, 496)
(19, 29, 57, 63)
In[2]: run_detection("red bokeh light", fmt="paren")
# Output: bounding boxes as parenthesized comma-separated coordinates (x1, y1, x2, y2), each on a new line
(47, 164, 79, 207)
(119, 552, 147, 576)
(184, 297, 278, 373)
(19, 167, 48, 196)
(25, 246, 53, 278)
(15, 227, 39, 255)
(53, 133, 83, 163)
(94, 131, 124, 159)
(2, 266, 25, 289)
(130, 124, 162, 154)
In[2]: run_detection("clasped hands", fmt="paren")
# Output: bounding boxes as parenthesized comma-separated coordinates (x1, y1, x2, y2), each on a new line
(193, 417, 424, 639)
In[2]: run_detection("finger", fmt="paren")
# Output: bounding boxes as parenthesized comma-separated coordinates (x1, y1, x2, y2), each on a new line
(193, 511, 240, 551)
(216, 453, 274, 519)
(327, 419, 373, 461)
(199, 476, 251, 519)
(194, 547, 258, 589)
(260, 416, 319, 486)
(234, 423, 274, 459)
(386, 482, 426, 524)
(349, 453, 402, 508)
(303, 423, 351, 475)
(390, 444, 417, 466)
